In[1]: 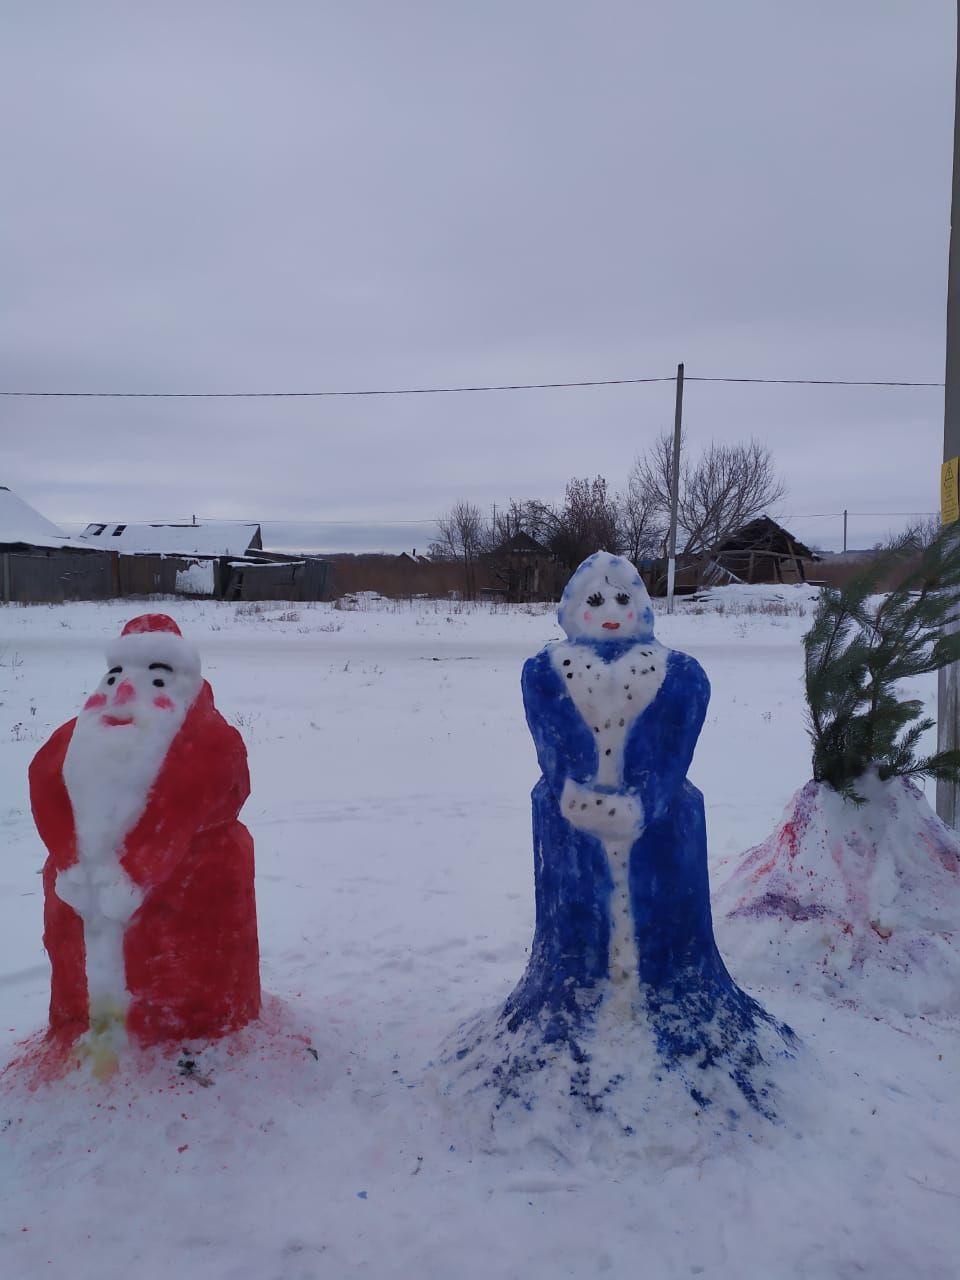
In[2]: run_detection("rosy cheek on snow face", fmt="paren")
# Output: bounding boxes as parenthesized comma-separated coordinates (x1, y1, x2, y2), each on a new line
(627, 612, 635, 620)
(153, 695, 175, 710)
(583, 611, 592, 622)
(83, 693, 107, 711)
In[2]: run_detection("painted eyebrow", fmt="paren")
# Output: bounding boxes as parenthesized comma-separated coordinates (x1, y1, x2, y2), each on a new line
(108, 666, 122, 674)
(148, 662, 174, 672)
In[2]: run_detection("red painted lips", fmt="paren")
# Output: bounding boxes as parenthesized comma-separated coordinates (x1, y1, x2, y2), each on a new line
(602, 621, 621, 630)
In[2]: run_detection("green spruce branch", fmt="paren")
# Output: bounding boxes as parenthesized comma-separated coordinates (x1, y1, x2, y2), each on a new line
(804, 527, 960, 803)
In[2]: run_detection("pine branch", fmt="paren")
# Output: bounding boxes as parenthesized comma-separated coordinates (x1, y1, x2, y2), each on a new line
(803, 525, 960, 799)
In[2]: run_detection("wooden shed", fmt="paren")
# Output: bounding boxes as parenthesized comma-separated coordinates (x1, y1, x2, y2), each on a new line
(709, 516, 820, 585)
(0, 485, 113, 603)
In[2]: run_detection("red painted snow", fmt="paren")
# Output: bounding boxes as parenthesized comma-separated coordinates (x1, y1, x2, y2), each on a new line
(29, 680, 261, 1054)
(113, 680, 136, 705)
(715, 775, 960, 1016)
(121, 614, 183, 637)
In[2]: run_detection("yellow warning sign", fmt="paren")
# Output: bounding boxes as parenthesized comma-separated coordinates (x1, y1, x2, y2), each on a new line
(943, 457, 960, 525)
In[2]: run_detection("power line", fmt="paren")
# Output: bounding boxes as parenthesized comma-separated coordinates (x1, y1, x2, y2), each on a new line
(199, 516, 437, 525)
(686, 376, 943, 388)
(785, 510, 938, 519)
(201, 511, 938, 527)
(0, 376, 674, 399)
(0, 373, 945, 398)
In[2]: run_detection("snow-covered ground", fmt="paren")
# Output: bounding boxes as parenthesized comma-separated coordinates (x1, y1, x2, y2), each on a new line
(1, 589, 957, 1280)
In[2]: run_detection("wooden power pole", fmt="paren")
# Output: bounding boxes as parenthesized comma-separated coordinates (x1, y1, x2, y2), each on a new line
(666, 363, 684, 613)
(938, 4, 960, 826)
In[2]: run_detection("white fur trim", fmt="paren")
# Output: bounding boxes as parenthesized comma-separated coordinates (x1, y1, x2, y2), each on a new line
(105, 630, 201, 677)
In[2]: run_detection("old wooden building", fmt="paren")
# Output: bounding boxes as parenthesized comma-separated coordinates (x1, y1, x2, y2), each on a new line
(709, 516, 820, 585)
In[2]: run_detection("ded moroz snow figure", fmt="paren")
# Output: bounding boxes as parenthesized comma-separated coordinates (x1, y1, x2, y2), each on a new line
(448, 553, 798, 1144)
(28, 614, 260, 1077)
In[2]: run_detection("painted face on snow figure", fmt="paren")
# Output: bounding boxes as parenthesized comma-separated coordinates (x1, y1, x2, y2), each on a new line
(557, 552, 655, 643)
(62, 615, 205, 901)
(79, 630, 201, 736)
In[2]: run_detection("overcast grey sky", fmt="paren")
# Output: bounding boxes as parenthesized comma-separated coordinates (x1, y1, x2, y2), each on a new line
(1, 1, 954, 553)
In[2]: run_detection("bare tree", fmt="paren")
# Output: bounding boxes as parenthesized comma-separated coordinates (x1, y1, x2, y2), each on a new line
(876, 515, 940, 554)
(433, 500, 486, 597)
(617, 468, 664, 565)
(630, 431, 785, 570)
(483, 498, 536, 551)
(525, 476, 622, 571)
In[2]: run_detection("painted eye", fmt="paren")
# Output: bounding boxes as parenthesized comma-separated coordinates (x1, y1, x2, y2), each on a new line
(586, 592, 604, 607)
(153, 678, 165, 688)
(107, 676, 116, 686)
(616, 592, 630, 606)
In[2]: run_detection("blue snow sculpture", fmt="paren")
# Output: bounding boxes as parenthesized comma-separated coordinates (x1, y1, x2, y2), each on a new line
(453, 553, 797, 1129)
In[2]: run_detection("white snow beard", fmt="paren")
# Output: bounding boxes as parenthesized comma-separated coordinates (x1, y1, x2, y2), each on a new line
(60, 687, 197, 1024)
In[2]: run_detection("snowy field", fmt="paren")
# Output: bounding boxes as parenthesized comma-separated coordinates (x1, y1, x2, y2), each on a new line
(1, 589, 958, 1280)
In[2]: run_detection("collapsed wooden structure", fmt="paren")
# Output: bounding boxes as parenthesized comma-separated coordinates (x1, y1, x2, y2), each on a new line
(706, 516, 820, 586)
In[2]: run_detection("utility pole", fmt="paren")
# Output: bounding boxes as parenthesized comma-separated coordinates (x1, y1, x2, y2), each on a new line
(666, 363, 684, 613)
(938, 4, 960, 826)
(843, 509, 848, 554)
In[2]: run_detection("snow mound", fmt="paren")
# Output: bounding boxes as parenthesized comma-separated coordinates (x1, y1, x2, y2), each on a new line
(714, 775, 960, 1017)
(440, 992, 809, 1166)
(1, 994, 316, 1094)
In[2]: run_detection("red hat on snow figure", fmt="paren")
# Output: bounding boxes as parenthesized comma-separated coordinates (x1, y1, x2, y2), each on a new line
(28, 613, 260, 1075)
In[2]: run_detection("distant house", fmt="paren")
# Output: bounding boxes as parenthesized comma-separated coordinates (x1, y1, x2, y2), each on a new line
(78, 521, 262, 558)
(484, 531, 560, 602)
(0, 485, 113, 603)
(708, 516, 820, 585)
(76, 520, 336, 602)
(0, 485, 77, 551)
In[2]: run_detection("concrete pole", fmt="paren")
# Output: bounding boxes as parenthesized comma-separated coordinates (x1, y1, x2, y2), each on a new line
(843, 509, 848, 554)
(666, 363, 684, 614)
(937, 5, 960, 826)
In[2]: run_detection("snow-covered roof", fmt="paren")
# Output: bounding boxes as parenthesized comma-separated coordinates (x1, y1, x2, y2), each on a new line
(78, 522, 262, 558)
(0, 486, 76, 549)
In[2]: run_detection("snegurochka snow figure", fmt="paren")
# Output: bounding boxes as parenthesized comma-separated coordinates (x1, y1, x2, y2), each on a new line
(29, 614, 260, 1075)
(450, 553, 797, 1135)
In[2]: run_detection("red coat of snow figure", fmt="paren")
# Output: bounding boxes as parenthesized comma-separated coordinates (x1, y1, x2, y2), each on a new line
(28, 613, 260, 1068)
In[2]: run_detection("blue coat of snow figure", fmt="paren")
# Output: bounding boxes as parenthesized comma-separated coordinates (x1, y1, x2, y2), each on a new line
(450, 553, 798, 1136)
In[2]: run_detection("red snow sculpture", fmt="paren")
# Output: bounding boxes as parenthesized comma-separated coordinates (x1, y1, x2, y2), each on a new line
(29, 614, 260, 1064)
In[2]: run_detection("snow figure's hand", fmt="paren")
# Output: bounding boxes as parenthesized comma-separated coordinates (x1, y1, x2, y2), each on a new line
(97, 874, 145, 923)
(561, 779, 644, 840)
(55, 865, 93, 915)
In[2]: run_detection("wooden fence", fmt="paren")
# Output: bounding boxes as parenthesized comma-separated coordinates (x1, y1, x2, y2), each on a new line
(0, 549, 335, 605)
(1, 550, 114, 603)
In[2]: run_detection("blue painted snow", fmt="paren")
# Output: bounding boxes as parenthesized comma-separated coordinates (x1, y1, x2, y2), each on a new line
(493, 553, 797, 1118)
